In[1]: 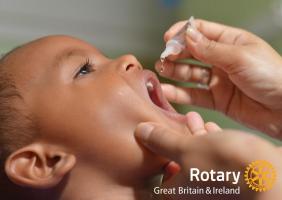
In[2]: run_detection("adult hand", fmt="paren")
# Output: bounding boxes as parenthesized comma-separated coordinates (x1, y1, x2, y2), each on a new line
(156, 19, 282, 139)
(159, 111, 221, 181)
(135, 122, 282, 200)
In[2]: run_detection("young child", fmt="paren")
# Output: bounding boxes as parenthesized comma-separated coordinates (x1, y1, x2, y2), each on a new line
(0, 35, 219, 200)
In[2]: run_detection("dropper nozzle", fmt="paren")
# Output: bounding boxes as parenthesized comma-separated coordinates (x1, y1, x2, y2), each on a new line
(160, 16, 195, 61)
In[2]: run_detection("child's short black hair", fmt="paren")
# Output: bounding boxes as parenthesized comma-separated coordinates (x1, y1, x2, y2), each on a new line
(0, 48, 38, 197)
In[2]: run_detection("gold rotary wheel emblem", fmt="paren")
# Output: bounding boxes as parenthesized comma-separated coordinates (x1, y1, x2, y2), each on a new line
(244, 160, 276, 192)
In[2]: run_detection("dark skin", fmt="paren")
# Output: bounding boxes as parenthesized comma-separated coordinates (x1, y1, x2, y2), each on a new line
(3, 35, 218, 200)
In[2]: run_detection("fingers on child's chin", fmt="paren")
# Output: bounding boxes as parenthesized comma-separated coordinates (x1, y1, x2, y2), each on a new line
(186, 112, 207, 136)
(185, 112, 222, 135)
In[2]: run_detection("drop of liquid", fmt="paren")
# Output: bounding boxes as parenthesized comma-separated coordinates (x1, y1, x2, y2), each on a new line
(160, 58, 165, 73)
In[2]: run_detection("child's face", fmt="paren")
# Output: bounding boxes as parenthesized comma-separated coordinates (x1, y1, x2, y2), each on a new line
(10, 36, 189, 177)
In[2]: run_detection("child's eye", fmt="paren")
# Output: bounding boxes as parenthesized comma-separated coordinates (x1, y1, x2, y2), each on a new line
(75, 59, 95, 78)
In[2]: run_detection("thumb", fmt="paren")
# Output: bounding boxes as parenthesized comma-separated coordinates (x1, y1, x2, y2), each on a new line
(135, 122, 187, 162)
(186, 25, 240, 72)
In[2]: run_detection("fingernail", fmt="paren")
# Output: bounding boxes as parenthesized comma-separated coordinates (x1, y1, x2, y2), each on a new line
(135, 123, 154, 142)
(201, 69, 210, 81)
(186, 25, 201, 42)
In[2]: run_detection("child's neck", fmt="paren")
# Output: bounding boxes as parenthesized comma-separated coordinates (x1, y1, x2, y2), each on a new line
(58, 164, 156, 200)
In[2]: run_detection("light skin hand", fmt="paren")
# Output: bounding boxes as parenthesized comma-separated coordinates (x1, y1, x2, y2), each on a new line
(186, 111, 222, 135)
(161, 111, 221, 181)
(156, 19, 282, 139)
(135, 123, 282, 200)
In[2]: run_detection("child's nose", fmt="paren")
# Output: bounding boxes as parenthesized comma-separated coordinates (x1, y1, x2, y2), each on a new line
(117, 54, 143, 72)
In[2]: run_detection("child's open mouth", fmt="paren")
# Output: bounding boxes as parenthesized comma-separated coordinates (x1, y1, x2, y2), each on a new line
(142, 70, 186, 124)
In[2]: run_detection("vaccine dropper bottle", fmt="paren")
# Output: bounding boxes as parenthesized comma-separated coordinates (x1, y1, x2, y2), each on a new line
(160, 16, 195, 61)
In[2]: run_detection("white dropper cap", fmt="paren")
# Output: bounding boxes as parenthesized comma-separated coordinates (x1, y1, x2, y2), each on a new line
(160, 40, 185, 60)
(160, 16, 195, 61)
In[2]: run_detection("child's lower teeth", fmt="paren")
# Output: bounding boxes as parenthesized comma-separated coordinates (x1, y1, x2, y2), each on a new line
(146, 81, 154, 91)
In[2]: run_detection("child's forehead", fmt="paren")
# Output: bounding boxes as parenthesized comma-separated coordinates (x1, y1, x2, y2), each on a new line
(12, 35, 99, 59)
(31, 35, 101, 59)
(4, 36, 102, 89)
(6, 35, 101, 71)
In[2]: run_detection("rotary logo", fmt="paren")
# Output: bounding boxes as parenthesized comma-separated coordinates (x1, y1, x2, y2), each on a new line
(244, 160, 276, 192)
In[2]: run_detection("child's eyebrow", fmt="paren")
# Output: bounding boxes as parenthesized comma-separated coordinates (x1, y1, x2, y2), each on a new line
(54, 48, 86, 68)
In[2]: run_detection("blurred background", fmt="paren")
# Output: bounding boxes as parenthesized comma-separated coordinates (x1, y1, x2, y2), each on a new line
(0, 0, 281, 144)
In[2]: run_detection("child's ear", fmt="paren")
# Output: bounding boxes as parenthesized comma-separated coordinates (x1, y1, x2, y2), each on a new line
(4, 143, 76, 189)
